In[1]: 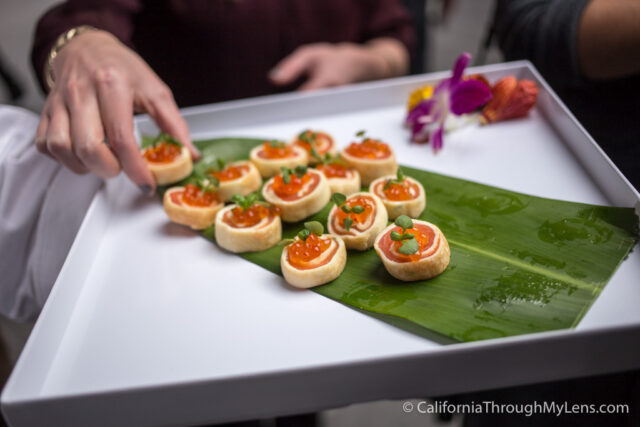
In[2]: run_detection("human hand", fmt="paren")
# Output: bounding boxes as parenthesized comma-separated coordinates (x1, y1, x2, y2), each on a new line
(35, 30, 200, 195)
(269, 39, 409, 91)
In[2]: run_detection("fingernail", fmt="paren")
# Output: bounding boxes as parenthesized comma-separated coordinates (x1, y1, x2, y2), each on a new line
(139, 184, 153, 196)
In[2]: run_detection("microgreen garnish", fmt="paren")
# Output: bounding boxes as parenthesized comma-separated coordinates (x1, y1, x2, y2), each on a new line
(280, 165, 308, 185)
(231, 192, 262, 211)
(216, 158, 226, 171)
(268, 140, 286, 148)
(296, 221, 324, 241)
(298, 129, 318, 144)
(304, 221, 324, 236)
(355, 130, 366, 138)
(331, 192, 364, 230)
(383, 170, 406, 191)
(331, 193, 347, 206)
(392, 215, 419, 255)
(191, 176, 218, 193)
(152, 132, 182, 147)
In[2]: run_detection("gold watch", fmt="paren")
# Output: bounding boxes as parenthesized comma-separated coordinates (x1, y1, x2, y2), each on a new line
(44, 25, 98, 91)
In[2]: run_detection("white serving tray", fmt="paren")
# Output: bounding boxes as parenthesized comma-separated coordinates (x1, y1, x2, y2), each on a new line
(3, 62, 640, 427)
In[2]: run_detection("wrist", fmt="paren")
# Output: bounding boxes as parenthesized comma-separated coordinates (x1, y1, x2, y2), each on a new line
(44, 26, 112, 91)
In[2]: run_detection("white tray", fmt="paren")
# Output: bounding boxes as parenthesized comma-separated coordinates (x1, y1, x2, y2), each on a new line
(3, 62, 640, 427)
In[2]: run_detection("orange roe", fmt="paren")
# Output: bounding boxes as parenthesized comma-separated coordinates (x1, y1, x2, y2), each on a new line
(383, 180, 417, 201)
(227, 204, 275, 228)
(336, 195, 373, 227)
(316, 163, 349, 178)
(273, 172, 311, 198)
(258, 141, 295, 159)
(143, 141, 181, 163)
(181, 184, 218, 207)
(288, 233, 332, 269)
(210, 164, 249, 182)
(345, 138, 391, 159)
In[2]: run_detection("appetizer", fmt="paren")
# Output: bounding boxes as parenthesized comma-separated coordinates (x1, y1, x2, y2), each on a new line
(207, 158, 262, 201)
(142, 133, 193, 185)
(280, 221, 346, 289)
(314, 155, 361, 196)
(250, 139, 308, 178)
(369, 170, 426, 219)
(215, 193, 282, 253)
(374, 215, 450, 281)
(292, 129, 337, 163)
(262, 166, 330, 222)
(340, 130, 398, 185)
(327, 192, 388, 251)
(163, 179, 223, 230)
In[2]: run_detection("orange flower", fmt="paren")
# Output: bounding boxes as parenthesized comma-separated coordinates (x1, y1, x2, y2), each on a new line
(481, 76, 538, 124)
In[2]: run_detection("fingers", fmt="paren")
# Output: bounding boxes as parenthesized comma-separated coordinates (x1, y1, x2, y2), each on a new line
(64, 80, 121, 179)
(35, 110, 50, 156)
(97, 80, 156, 194)
(44, 96, 89, 174)
(138, 83, 200, 160)
(298, 73, 334, 92)
(269, 45, 318, 86)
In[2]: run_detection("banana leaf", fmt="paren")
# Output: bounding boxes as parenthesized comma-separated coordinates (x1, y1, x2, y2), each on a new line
(151, 136, 638, 342)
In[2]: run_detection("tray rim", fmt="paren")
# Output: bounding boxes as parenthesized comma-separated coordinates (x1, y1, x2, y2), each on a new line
(3, 60, 640, 426)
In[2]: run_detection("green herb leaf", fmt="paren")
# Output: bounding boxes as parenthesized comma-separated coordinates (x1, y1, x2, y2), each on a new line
(343, 217, 353, 231)
(281, 167, 291, 184)
(383, 179, 393, 191)
(310, 147, 321, 160)
(216, 158, 226, 171)
(298, 229, 311, 241)
(278, 238, 294, 246)
(390, 230, 403, 241)
(231, 194, 244, 205)
(269, 140, 284, 148)
(341, 205, 351, 214)
(402, 233, 415, 240)
(398, 237, 419, 255)
(395, 215, 413, 232)
(331, 193, 347, 206)
(397, 170, 405, 182)
(246, 192, 258, 206)
(351, 205, 364, 214)
(355, 130, 366, 138)
(304, 221, 324, 236)
(294, 165, 308, 177)
(152, 132, 182, 147)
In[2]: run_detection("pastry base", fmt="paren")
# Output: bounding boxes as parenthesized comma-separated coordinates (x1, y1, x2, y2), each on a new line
(374, 221, 450, 281)
(216, 161, 263, 201)
(214, 205, 282, 253)
(250, 145, 308, 178)
(281, 235, 346, 288)
(370, 175, 426, 219)
(340, 149, 398, 186)
(327, 192, 388, 250)
(144, 146, 193, 185)
(163, 187, 223, 230)
(262, 170, 330, 222)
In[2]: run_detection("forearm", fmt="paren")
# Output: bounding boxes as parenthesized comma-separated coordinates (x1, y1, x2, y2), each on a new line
(364, 37, 410, 78)
(577, 0, 640, 80)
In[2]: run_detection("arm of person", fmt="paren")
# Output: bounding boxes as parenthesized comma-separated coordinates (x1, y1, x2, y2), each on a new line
(270, 0, 414, 90)
(31, 1, 199, 195)
(577, 0, 640, 80)
(496, 0, 640, 87)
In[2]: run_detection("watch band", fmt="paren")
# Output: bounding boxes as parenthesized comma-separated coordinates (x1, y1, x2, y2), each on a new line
(44, 25, 98, 92)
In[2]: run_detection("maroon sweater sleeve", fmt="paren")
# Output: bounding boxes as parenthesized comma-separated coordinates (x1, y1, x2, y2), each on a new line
(361, 0, 416, 56)
(31, 0, 142, 93)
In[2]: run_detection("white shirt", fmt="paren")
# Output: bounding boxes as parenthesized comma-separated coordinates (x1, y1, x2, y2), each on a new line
(0, 106, 101, 321)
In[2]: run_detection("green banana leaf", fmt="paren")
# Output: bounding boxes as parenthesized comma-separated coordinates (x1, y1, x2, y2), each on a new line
(150, 136, 638, 342)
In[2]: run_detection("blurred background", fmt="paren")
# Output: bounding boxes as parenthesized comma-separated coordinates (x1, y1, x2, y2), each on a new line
(0, 1, 499, 426)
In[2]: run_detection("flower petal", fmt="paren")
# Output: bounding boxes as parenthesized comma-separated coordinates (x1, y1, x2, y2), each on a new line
(482, 77, 538, 123)
(449, 79, 493, 115)
(406, 99, 435, 125)
(451, 52, 471, 85)
(432, 125, 444, 153)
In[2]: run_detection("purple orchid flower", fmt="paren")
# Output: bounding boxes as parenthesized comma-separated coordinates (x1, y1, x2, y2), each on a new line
(406, 52, 493, 152)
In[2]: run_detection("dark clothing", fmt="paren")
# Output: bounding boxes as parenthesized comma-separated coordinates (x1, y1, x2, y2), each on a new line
(495, 0, 640, 189)
(32, 0, 415, 107)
